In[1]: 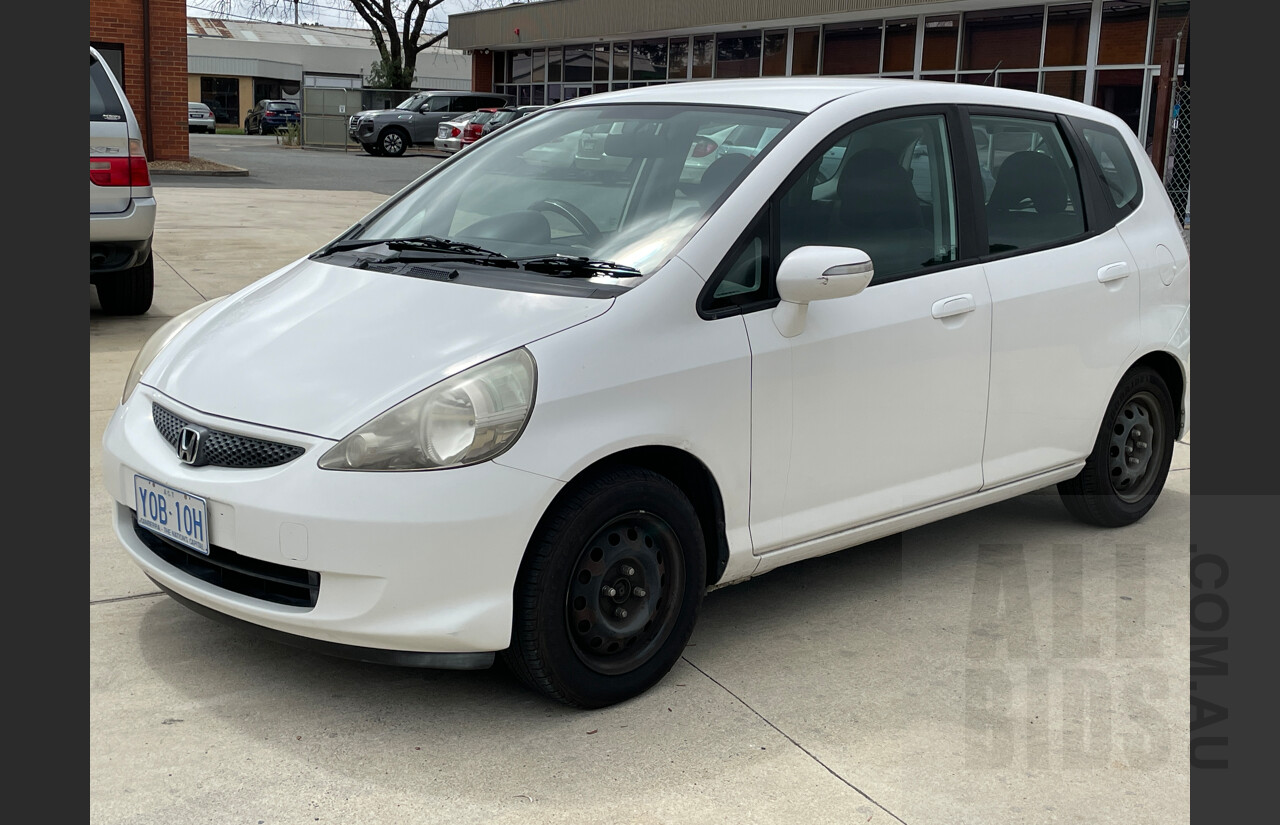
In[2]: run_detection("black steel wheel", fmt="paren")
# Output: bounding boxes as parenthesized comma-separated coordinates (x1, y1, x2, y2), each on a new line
(1058, 366, 1176, 527)
(503, 466, 706, 708)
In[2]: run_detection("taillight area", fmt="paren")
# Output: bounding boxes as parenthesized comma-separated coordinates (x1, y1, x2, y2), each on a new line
(691, 138, 719, 159)
(449, 126, 461, 138)
(90, 138, 150, 187)
(463, 124, 484, 142)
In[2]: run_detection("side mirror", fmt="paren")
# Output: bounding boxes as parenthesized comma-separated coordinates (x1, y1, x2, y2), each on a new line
(772, 246, 874, 338)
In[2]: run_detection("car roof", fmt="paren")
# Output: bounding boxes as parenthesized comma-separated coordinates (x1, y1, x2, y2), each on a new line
(552, 76, 1114, 122)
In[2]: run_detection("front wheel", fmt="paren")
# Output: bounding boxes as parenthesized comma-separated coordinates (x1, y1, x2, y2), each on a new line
(378, 128, 408, 157)
(502, 467, 706, 708)
(1058, 366, 1176, 527)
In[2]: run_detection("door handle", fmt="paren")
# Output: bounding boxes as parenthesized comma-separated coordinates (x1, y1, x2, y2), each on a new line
(931, 294, 976, 319)
(1097, 262, 1130, 283)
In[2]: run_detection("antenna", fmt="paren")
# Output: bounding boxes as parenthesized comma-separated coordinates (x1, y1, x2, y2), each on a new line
(983, 60, 1003, 86)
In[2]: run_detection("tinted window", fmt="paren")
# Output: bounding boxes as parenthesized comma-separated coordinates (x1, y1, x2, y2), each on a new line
(267, 102, 298, 111)
(90, 56, 126, 121)
(779, 114, 958, 282)
(1076, 119, 1142, 218)
(969, 114, 1087, 253)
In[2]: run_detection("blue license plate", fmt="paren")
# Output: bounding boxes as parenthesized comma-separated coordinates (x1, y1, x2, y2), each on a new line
(134, 474, 210, 555)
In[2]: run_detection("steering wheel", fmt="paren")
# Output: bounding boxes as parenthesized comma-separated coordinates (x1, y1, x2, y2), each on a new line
(527, 199, 602, 245)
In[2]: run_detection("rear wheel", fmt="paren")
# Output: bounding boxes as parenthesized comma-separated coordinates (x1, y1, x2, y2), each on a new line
(502, 467, 706, 708)
(1058, 366, 1176, 527)
(96, 252, 154, 316)
(378, 128, 408, 157)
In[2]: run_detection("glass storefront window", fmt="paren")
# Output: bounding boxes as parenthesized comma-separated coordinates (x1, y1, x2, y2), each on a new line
(998, 71, 1039, 92)
(632, 39, 667, 81)
(762, 30, 788, 76)
(613, 42, 630, 81)
(1098, 0, 1152, 65)
(922, 15, 959, 71)
(1094, 68, 1145, 134)
(1044, 3, 1092, 66)
(1042, 69, 1087, 101)
(716, 32, 762, 78)
(547, 48, 563, 82)
(564, 46, 592, 83)
(822, 20, 882, 75)
(669, 37, 689, 79)
(594, 44, 609, 81)
(961, 6, 1044, 71)
(494, 52, 506, 84)
(531, 49, 546, 83)
(792, 27, 820, 75)
(692, 35, 714, 78)
(1151, 0, 1190, 64)
(511, 50, 532, 84)
(883, 18, 917, 73)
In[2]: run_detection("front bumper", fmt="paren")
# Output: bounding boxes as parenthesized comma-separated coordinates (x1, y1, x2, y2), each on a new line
(101, 387, 564, 657)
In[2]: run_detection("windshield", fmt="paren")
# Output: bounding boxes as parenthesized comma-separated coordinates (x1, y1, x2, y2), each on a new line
(267, 102, 298, 111)
(395, 94, 426, 111)
(354, 104, 798, 279)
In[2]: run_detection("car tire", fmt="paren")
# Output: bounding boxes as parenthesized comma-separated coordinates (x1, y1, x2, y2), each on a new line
(361, 142, 383, 156)
(96, 251, 154, 316)
(378, 128, 408, 157)
(1057, 366, 1176, 527)
(502, 466, 706, 709)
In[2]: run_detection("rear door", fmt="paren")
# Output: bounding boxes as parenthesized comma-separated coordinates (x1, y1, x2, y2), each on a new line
(965, 108, 1140, 487)
(90, 51, 132, 214)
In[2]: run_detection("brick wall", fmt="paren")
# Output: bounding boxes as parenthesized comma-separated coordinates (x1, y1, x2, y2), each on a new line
(90, 0, 188, 161)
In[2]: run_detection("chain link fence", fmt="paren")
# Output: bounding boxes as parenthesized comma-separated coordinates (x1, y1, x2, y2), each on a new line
(1163, 83, 1191, 251)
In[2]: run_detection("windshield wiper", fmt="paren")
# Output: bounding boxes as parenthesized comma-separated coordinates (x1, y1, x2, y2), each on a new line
(318, 235, 506, 258)
(514, 255, 641, 278)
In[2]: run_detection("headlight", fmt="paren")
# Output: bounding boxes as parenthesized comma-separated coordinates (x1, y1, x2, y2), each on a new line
(122, 296, 226, 403)
(319, 348, 537, 471)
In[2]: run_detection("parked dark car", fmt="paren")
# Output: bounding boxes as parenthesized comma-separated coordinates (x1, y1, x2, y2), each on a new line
(480, 105, 545, 138)
(244, 99, 300, 135)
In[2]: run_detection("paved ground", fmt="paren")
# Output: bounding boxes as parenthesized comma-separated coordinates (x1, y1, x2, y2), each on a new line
(90, 154, 1191, 823)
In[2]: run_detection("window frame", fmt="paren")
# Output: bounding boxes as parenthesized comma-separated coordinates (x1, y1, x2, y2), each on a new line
(697, 104, 983, 320)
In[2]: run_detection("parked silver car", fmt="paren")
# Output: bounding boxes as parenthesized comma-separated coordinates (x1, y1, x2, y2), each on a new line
(347, 90, 512, 157)
(188, 101, 216, 134)
(91, 46, 155, 315)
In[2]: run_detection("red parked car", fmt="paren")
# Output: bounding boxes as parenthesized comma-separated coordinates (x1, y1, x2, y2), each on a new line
(461, 108, 502, 147)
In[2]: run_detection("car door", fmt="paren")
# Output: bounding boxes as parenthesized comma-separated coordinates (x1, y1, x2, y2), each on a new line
(964, 108, 1140, 487)
(712, 109, 993, 555)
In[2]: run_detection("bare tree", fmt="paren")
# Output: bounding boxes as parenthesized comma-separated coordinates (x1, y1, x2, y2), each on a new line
(196, 1, 458, 88)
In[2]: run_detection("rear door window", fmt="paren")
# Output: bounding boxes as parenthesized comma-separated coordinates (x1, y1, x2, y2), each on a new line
(968, 113, 1088, 253)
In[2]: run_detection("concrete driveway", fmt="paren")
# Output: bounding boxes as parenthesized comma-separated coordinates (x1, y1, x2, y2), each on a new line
(90, 183, 1190, 824)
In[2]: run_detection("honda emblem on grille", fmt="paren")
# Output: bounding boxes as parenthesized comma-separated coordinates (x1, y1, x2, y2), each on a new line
(178, 425, 208, 465)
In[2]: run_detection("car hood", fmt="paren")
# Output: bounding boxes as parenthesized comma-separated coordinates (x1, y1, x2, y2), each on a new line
(143, 258, 614, 439)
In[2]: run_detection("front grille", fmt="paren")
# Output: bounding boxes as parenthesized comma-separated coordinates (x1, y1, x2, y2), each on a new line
(152, 404, 305, 468)
(133, 517, 320, 608)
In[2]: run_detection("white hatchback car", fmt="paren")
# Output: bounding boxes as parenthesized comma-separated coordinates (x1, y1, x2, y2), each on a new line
(102, 78, 1190, 709)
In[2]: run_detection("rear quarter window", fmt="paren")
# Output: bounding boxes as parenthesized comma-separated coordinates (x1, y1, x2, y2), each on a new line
(1075, 119, 1143, 218)
(90, 57, 126, 122)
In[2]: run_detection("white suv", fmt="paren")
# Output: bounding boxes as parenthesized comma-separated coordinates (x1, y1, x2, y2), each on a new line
(90, 46, 155, 315)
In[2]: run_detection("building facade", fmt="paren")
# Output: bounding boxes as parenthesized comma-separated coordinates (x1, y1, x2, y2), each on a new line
(186, 18, 473, 128)
(449, 0, 1190, 156)
(90, 0, 189, 161)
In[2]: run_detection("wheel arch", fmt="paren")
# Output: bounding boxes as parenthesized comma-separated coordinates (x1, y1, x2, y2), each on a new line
(520, 446, 730, 589)
(1127, 349, 1186, 438)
